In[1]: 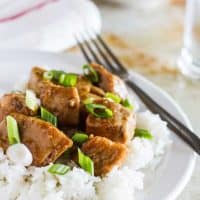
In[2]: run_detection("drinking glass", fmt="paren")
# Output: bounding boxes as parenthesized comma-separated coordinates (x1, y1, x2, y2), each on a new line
(178, 0, 200, 79)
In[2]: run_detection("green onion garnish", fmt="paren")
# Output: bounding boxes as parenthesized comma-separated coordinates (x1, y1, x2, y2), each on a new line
(43, 71, 54, 81)
(43, 70, 66, 81)
(105, 92, 121, 103)
(83, 97, 94, 105)
(59, 73, 77, 87)
(83, 65, 99, 83)
(50, 70, 66, 81)
(121, 98, 133, 110)
(6, 116, 20, 145)
(85, 103, 113, 118)
(43, 70, 77, 87)
(135, 128, 153, 140)
(48, 164, 70, 175)
(72, 133, 89, 143)
(78, 148, 94, 176)
(25, 90, 39, 112)
(40, 107, 57, 126)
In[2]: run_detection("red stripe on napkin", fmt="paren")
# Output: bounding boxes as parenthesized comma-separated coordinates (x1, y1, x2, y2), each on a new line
(0, 0, 59, 23)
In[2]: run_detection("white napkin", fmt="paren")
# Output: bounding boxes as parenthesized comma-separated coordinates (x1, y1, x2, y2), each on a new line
(0, 0, 101, 52)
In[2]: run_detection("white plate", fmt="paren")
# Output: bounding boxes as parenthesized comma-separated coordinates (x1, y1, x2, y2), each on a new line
(0, 50, 196, 200)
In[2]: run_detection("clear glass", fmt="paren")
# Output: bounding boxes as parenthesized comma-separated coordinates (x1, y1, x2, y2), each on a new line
(178, 0, 200, 79)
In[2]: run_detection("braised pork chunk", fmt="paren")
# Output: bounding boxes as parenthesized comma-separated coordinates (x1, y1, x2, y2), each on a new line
(0, 113, 73, 166)
(0, 93, 37, 122)
(91, 63, 128, 99)
(28, 67, 80, 126)
(81, 136, 128, 176)
(76, 75, 105, 100)
(40, 83, 80, 126)
(76, 75, 105, 128)
(28, 67, 47, 96)
(86, 99, 136, 144)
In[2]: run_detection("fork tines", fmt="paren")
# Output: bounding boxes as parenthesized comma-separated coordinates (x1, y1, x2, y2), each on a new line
(75, 32, 127, 75)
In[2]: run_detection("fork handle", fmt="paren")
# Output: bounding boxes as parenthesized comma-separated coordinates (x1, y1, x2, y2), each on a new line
(126, 79, 200, 155)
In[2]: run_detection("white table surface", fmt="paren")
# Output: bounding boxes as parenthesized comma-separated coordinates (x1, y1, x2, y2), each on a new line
(93, 1, 200, 199)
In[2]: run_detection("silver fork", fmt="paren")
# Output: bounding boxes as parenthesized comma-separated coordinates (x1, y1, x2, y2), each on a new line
(75, 33, 200, 155)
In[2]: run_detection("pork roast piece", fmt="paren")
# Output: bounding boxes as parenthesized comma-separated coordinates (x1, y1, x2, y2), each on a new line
(76, 76, 92, 100)
(28, 67, 80, 126)
(40, 83, 80, 126)
(0, 113, 73, 166)
(76, 75, 105, 101)
(28, 67, 47, 96)
(0, 93, 37, 122)
(86, 99, 136, 144)
(76, 75, 105, 128)
(81, 136, 128, 176)
(78, 92, 103, 130)
(91, 63, 128, 99)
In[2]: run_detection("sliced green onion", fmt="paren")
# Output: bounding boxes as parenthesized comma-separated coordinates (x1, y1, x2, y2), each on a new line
(105, 92, 121, 103)
(83, 97, 94, 105)
(121, 98, 133, 110)
(50, 70, 66, 81)
(83, 65, 99, 83)
(59, 73, 77, 87)
(43, 70, 78, 87)
(85, 103, 113, 118)
(43, 70, 66, 81)
(78, 148, 94, 176)
(6, 116, 20, 145)
(25, 90, 39, 112)
(43, 71, 54, 81)
(135, 128, 153, 140)
(40, 107, 57, 126)
(48, 164, 70, 175)
(72, 133, 89, 143)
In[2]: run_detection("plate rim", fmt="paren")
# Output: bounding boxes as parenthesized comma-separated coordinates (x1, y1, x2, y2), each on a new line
(133, 71, 196, 200)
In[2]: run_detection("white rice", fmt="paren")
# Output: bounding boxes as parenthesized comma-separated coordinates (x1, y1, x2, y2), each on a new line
(0, 108, 172, 200)
(96, 167, 144, 200)
(136, 111, 172, 156)
(125, 111, 172, 170)
(0, 153, 99, 200)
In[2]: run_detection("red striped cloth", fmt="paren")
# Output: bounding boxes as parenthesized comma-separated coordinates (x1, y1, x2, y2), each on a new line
(0, 0, 101, 51)
(0, 0, 58, 23)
